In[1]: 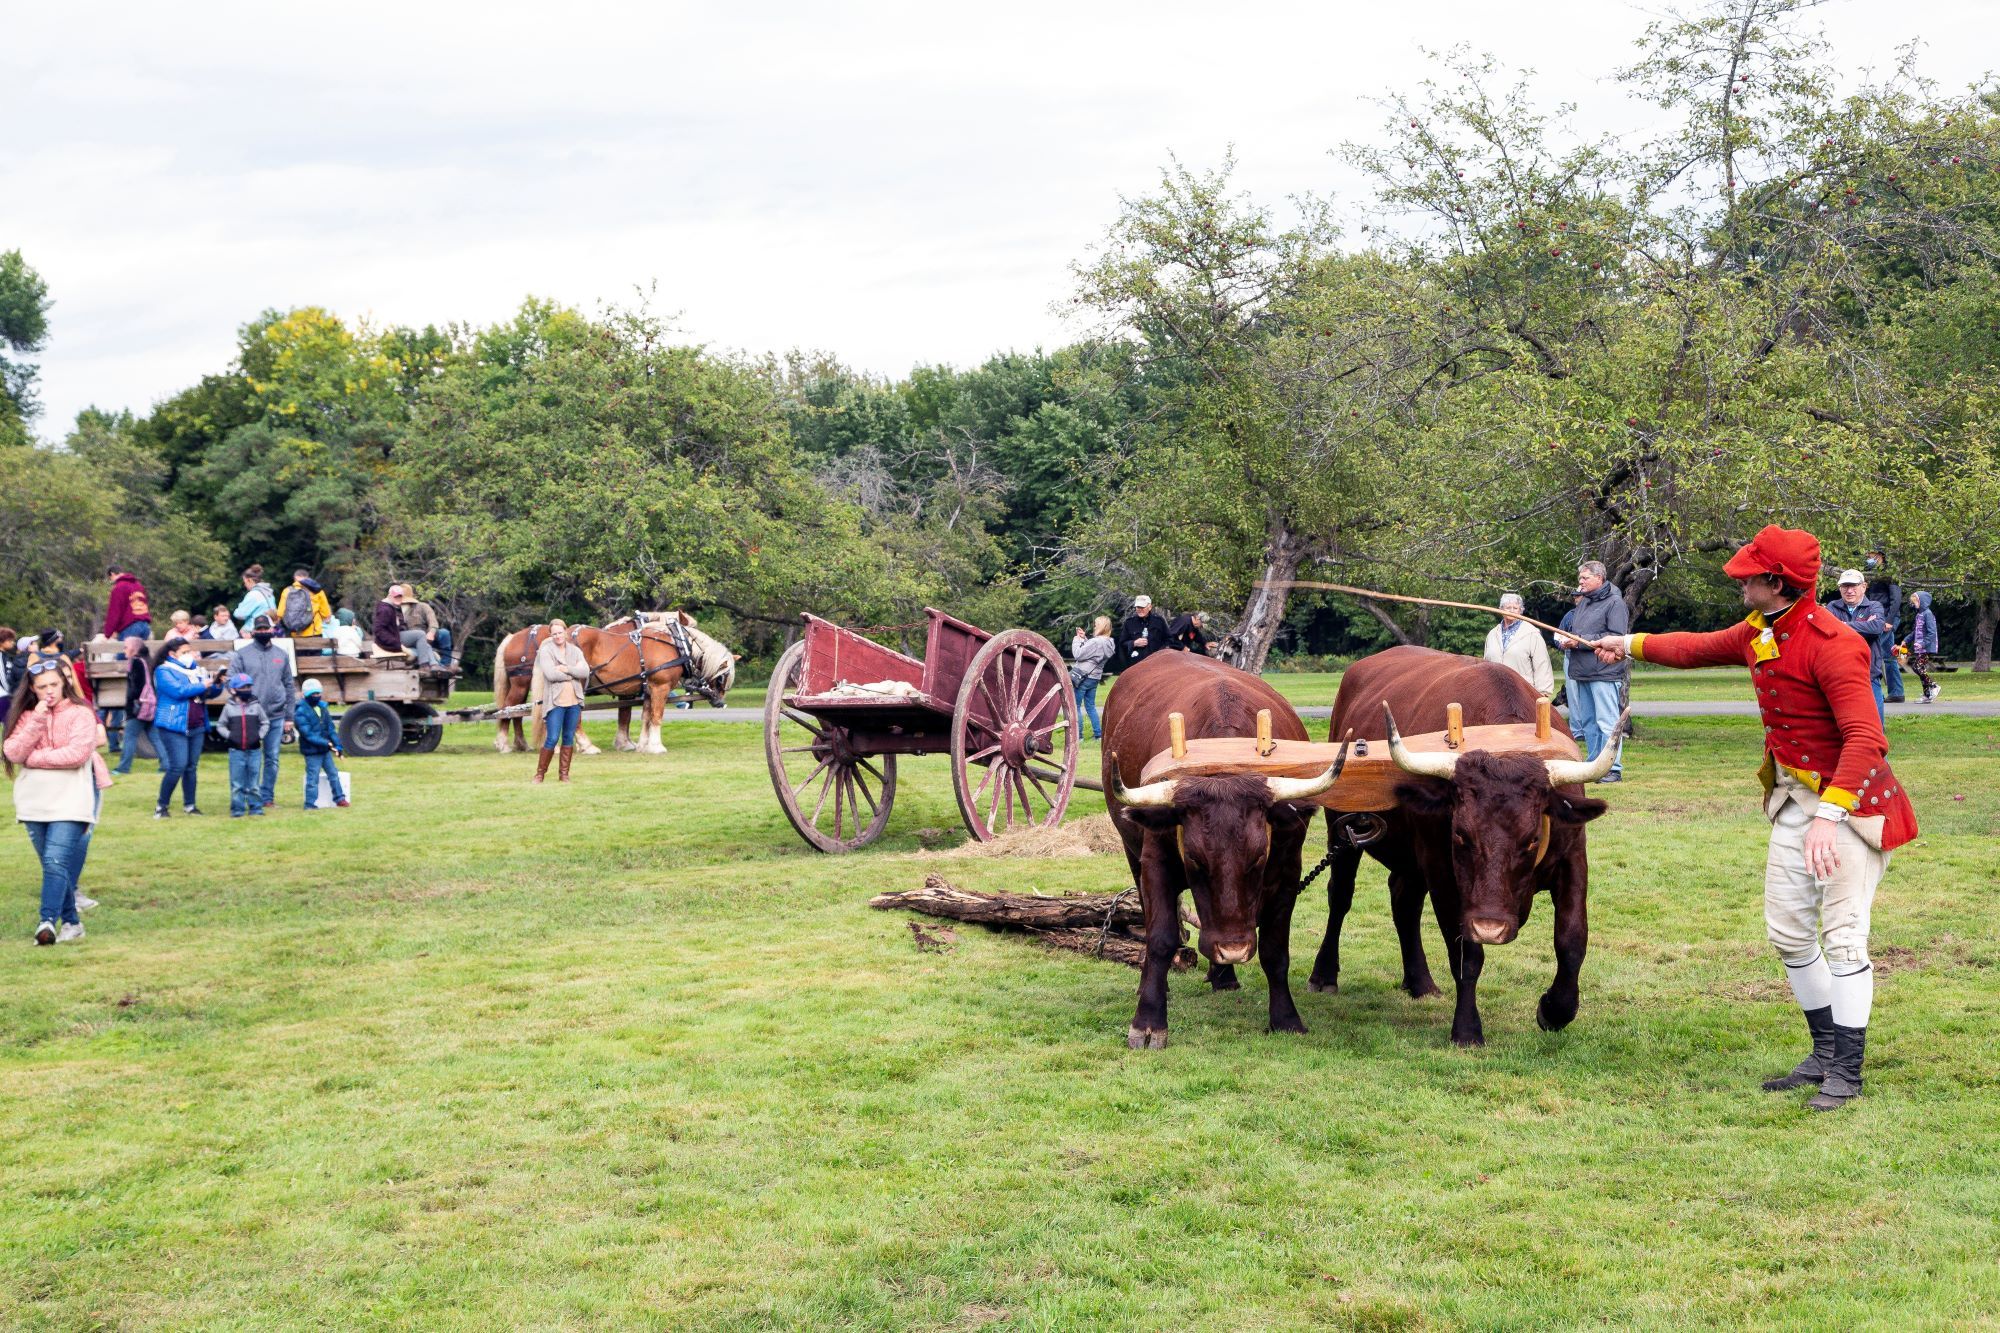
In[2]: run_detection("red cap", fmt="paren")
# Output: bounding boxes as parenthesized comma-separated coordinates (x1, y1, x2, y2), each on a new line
(1722, 524, 1822, 586)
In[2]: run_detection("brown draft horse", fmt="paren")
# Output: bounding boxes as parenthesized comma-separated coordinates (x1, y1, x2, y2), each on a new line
(491, 612, 737, 755)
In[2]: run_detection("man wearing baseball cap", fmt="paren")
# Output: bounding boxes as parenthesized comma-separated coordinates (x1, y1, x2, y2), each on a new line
(1590, 525, 1916, 1111)
(1826, 569, 1892, 726)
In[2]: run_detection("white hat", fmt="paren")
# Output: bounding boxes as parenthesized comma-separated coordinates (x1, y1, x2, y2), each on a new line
(1837, 568, 1866, 586)
(1132, 594, 1152, 607)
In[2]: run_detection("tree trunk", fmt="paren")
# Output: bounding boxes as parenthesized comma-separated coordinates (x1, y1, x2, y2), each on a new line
(1231, 520, 1308, 674)
(871, 877, 1146, 933)
(1974, 591, 1997, 672)
(1356, 598, 1417, 646)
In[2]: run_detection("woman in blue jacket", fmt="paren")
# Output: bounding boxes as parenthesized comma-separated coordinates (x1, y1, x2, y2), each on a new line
(150, 638, 223, 819)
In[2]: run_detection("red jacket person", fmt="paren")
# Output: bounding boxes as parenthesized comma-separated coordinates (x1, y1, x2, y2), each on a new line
(1591, 524, 1914, 1111)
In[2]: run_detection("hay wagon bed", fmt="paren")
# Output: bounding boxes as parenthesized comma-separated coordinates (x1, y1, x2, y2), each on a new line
(85, 635, 451, 759)
(764, 609, 1090, 852)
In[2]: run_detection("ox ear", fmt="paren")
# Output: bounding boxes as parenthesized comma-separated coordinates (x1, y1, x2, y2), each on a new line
(1118, 805, 1182, 833)
(1550, 793, 1609, 825)
(1392, 778, 1453, 818)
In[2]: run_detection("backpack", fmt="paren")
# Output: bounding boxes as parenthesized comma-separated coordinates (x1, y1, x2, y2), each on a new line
(280, 584, 315, 633)
(135, 673, 157, 722)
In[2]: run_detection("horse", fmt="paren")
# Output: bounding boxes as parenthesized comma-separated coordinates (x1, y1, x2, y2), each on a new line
(492, 624, 602, 756)
(491, 612, 738, 755)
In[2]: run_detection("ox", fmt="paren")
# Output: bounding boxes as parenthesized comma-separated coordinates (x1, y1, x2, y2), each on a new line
(1104, 652, 1343, 1049)
(1309, 646, 1617, 1046)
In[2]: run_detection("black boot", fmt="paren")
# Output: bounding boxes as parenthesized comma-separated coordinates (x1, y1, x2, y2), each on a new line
(1762, 1005, 1836, 1091)
(1807, 1024, 1866, 1111)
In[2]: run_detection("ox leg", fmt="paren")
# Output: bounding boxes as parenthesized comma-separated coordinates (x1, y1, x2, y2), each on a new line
(1208, 961, 1240, 992)
(1537, 860, 1588, 1033)
(1260, 893, 1307, 1033)
(1392, 872, 1442, 999)
(1127, 833, 1182, 1050)
(1308, 845, 1361, 993)
(1430, 883, 1485, 1047)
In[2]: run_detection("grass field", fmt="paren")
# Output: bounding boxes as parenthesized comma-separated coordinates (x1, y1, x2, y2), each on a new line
(1260, 664, 2000, 710)
(3, 709, 1997, 1328)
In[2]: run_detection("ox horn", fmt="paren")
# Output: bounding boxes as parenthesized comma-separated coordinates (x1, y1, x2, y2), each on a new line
(1265, 737, 1350, 803)
(1544, 709, 1631, 787)
(1383, 702, 1459, 780)
(1107, 753, 1179, 809)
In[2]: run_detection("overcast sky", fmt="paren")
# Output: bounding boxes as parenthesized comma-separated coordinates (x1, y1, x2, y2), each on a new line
(4, 1, 1991, 438)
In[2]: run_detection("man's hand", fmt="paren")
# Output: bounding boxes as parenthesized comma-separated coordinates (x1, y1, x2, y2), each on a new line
(283, 723, 296, 742)
(1592, 637, 1629, 665)
(1804, 817, 1842, 880)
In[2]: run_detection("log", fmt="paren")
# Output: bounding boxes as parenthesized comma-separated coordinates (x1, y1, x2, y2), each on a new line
(1035, 928, 1197, 971)
(871, 873, 1147, 934)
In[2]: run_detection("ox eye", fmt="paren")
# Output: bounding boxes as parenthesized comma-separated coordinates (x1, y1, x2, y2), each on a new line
(1452, 831, 1471, 848)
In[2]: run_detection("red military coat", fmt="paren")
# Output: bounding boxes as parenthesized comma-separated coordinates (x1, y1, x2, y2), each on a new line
(1632, 596, 1918, 851)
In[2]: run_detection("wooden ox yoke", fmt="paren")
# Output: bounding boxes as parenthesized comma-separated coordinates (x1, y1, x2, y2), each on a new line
(1137, 699, 1581, 813)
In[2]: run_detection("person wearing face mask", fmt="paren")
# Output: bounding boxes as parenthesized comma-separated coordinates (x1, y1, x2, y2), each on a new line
(149, 638, 224, 820)
(1861, 551, 1904, 704)
(228, 615, 297, 812)
(5, 653, 113, 944)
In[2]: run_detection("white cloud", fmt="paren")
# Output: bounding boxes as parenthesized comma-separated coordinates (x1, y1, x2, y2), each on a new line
(4, 0, 1991, 435)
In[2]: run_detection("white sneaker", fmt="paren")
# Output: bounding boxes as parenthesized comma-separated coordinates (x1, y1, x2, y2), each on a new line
(76, 895, 98, 911)
(56, 923, 85, 944)
(35, 920, 56, 946)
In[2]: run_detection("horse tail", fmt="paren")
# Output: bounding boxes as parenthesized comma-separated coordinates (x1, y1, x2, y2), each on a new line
(492, 635, 511, 706)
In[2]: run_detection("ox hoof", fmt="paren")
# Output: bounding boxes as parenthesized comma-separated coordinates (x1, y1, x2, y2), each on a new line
(1536, 994, 1577, 1033)
(1126, 1026, 1168, 1050)
(1307, 975, 1338, 994)
(1451, 1030, 1486, 1049)
(1268, 1016, 1308, 1035)
(1405, 977, 1443, 1000)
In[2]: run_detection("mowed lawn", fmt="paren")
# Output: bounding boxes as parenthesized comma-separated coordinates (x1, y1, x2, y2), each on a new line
(2, 711, 1997, 1329)
(1260, 664, 2000, 711)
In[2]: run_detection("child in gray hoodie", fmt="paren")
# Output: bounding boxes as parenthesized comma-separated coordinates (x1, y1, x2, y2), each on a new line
(219, 674, 269, 818)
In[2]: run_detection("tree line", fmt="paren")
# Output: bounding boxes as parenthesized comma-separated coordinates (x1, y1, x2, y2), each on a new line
(6, 0, 1998, 676)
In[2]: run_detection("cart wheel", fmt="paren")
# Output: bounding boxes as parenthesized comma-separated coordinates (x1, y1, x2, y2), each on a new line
(397, 705, 442, 753)
(950, 629, 1080, 841)
(765, 640, 897, 853)
(339, 701, 403, 758)
(414, 724, 443, 753)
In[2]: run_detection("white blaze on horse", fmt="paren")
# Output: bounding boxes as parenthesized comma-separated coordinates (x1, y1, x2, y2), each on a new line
(491, 612, 738, 755)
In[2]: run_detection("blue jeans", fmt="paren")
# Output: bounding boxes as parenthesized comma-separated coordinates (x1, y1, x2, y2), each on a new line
(1880, 654, 1904, 702)
(26, 817, 90, 926)
(116, 712, 149, 773)
(257, 720, 284, 808)
(228, 746, 264, 816)
(543, 704, 581, 748)
(1869, 671, 1886, 725)
(120, 620, 152, 643)
(178, 726, 205, 807)
(1568, 678, 1625, 777)
(435, 627, 453, 667)
(303, 751, 344, 807)
(1076, 676, 1101, 739)
(155, 727, 194, 810)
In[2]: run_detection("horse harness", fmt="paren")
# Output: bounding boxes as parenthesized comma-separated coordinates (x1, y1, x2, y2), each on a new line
(588, 616, 727, 706)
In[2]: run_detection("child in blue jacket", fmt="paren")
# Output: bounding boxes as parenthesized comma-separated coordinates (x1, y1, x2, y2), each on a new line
(293, 680, 348, 809)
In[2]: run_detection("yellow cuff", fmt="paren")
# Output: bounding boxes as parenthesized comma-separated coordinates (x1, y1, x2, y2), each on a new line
(1628, 633, 1648, 663)
(1820, 786, 1858, 812)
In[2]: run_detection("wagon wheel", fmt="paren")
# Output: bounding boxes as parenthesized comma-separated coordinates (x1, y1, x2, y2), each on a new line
(949, 629, 1080, 842)
(764, 640, 897, 853)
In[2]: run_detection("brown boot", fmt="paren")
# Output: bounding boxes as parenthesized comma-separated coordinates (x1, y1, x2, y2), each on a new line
(558, 745, 575, 783)
(533, 747, 554, 784)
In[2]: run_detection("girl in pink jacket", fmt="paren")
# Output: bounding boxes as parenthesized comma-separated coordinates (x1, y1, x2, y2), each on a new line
(4, 654, 112, 944)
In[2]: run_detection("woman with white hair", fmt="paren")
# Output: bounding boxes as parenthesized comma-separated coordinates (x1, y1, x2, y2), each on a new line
(1482, 593, 1554, 695)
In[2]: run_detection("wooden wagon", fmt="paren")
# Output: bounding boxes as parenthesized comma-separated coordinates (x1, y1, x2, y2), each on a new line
(763, 609, 1087, 852)
(84, 635, 452, 759)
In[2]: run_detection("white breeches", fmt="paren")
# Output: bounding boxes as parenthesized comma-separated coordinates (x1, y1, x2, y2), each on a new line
(1764, 773, 1888, 968)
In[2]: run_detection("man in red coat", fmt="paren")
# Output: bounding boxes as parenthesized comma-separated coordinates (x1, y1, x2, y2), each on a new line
(1591, 525, 1915, 1111)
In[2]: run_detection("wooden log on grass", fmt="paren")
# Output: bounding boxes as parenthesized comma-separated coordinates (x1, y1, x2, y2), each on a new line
(871, 873, 1147, 933)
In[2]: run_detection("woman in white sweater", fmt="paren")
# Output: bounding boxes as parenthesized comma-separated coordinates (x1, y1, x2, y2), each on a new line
(534, 619, 591, 785)
(1481, 593, 1554, 696)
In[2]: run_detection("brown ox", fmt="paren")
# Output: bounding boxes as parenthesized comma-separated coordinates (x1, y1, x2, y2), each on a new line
(1104, 652, 1343, 1049)
(1310, 645, 1616, 1047)
(491, 613, 736, 755)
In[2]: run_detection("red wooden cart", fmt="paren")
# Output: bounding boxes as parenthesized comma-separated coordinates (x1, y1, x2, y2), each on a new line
(763, 609, 1084, 852)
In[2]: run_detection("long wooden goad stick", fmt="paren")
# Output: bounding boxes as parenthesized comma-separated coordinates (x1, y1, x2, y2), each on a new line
(1254, 579, 1579, 640)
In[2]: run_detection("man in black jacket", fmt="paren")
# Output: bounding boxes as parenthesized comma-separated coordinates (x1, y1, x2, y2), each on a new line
(1168, 611, 1214, 655)
(1863, 550, 1904, 703)
(1113, 595, 1171, 674)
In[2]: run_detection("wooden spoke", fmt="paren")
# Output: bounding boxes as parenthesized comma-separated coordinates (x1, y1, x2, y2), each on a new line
(789, 757, 832, 800)
(1015, 653, 1047, 720)
(767, 639, 896, 853)
(782, 708, 826, 737)
(948, 629, 1081, 843)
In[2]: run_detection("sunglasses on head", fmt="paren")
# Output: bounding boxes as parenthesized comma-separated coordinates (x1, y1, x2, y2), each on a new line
(27, 658, 67, 678)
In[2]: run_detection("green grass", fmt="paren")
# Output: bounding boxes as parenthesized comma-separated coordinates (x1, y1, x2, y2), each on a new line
(3, 712, 1996, 1328)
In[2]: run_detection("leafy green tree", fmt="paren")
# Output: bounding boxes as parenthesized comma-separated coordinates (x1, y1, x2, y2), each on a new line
(0, 249, 52, 447)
